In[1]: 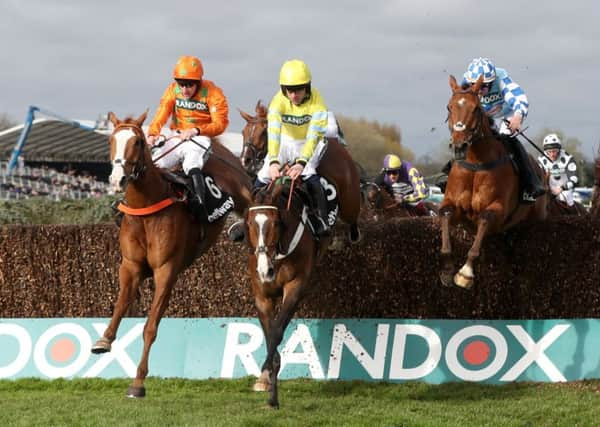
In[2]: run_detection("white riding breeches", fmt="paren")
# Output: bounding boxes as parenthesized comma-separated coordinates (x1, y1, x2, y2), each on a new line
(151, 131, 211, 174)
(256, 135, 327, 184)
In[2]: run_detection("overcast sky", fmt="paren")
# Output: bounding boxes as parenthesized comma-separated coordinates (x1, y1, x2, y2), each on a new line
(1, 0, 599, 159)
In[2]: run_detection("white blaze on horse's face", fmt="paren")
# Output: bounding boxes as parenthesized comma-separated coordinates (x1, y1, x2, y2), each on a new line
(109, 128, 135, 192)
(452, 98, 467, 132)
(254, 212, 275, 283)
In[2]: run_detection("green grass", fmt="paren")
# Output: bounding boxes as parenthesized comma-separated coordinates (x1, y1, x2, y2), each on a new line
(0, 196, 118, 225)
(1, 378, 599, 426)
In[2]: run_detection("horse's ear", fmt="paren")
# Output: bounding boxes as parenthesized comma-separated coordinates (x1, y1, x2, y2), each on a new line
(449, 75, 459, 92)
(255, 99, 263, 111)
(471, 74, 484, 94)
(239, 108, 253, 122)
(107, 111, 119, 127)
(135, 109, 149, 126)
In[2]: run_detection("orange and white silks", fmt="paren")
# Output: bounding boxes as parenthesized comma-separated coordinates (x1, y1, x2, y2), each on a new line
(148, 80, 229, 137)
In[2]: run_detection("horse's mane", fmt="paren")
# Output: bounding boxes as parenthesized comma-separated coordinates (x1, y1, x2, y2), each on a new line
(254, 179, 307, 215)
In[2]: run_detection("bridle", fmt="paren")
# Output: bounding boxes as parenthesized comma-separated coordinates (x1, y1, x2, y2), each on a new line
(447, 89, 485, 158)
(112, 124, 148, 182)
(447, 90, 511, 171)
(241, 118, 267, 174)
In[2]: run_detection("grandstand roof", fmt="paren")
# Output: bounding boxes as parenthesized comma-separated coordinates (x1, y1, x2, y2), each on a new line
(0, 119, 110, 163)
(0, 119, 243, 164)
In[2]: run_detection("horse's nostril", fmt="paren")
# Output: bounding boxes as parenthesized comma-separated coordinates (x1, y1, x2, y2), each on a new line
(267, 267, 274, 278)
(119, 176, 126, 188)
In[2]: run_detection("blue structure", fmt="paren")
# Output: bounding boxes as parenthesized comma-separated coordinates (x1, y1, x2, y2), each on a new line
(7, 106, 97, 175)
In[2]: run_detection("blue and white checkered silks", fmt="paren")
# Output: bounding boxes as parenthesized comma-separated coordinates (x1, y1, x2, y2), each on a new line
(464, 57, 496, 83)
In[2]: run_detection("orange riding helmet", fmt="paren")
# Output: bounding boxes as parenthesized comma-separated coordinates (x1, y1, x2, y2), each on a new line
(173, 55, 204, 81)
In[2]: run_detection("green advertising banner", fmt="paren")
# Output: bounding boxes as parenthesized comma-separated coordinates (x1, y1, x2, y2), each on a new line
(0, 318, 597, 383)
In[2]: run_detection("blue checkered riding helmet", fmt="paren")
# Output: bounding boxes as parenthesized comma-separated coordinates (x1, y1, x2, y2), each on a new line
(464, 57, 496, 84)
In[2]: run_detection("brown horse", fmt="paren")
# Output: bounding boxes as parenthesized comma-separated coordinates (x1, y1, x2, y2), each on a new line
(244, 178, 331, 408)
(440, 75, 547, 289)
(90, 112, 253, 398)
(361, 181, 438, 220)
(239, 100, 362, 243)
(239, 100, 269, 177)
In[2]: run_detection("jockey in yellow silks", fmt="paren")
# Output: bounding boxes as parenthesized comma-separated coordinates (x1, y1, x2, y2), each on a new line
(255, 59, 332, 237)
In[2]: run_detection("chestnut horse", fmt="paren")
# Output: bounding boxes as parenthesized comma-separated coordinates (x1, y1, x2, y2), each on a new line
(441, 75, 547, 289)
(244, 178, 332, 408)
(239, 100, 361, 243)
(91, 112, 253, 398)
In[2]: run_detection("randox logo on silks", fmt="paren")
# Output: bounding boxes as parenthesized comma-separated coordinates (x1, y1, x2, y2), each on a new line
(281, 114, 312, 126)
(175, 98, 209, 112)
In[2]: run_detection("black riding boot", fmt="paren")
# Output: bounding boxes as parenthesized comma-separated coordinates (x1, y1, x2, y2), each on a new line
(306, 177, 330, 237)
(510, 139, 546, 201)
(189, 168, 208, 219)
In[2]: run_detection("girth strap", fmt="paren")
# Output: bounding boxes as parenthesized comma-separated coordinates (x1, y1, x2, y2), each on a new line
(456, 155, 511, 172)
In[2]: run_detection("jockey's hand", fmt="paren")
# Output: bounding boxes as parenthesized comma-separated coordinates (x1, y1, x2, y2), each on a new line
(507, 113, 523, 134)
(393, 193, 404, 203)
(269, 163, 282, 181)
(551, 186, 562, 196)
(146, 135, 158, 147)
(287, 163, 304, 181)
(179, 128, 199, 141)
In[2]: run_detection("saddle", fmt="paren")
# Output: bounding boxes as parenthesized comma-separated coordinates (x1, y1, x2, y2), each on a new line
(159, 169, 234, 223)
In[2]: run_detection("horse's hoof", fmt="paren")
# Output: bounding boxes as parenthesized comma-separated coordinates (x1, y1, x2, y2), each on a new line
(267, 400, 280, 410)
(126, 386, 146, 398)
(439, 271, 454, 287)
(253, 380, 271, 392)
(91, 337, 112, 354)
(453, 272, 474, 289)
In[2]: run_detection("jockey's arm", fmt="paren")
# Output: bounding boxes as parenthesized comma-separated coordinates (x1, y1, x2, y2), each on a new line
(297, 110, 328, 164)
(266, 107, 283, 166)
(403, 168, 430, 203)
(197, 84, 229, 137)
(499, 75, 529, 123)
(563, 156, 579, 191)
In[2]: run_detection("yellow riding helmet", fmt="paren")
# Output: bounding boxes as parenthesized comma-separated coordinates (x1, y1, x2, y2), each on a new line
(279, 59, 312, 86)
(173, 55, 204, 81)
(383, 154, 402, 171)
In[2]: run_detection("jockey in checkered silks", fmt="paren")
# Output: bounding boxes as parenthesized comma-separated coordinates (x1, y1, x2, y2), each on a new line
(460, 57, 545, 203)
